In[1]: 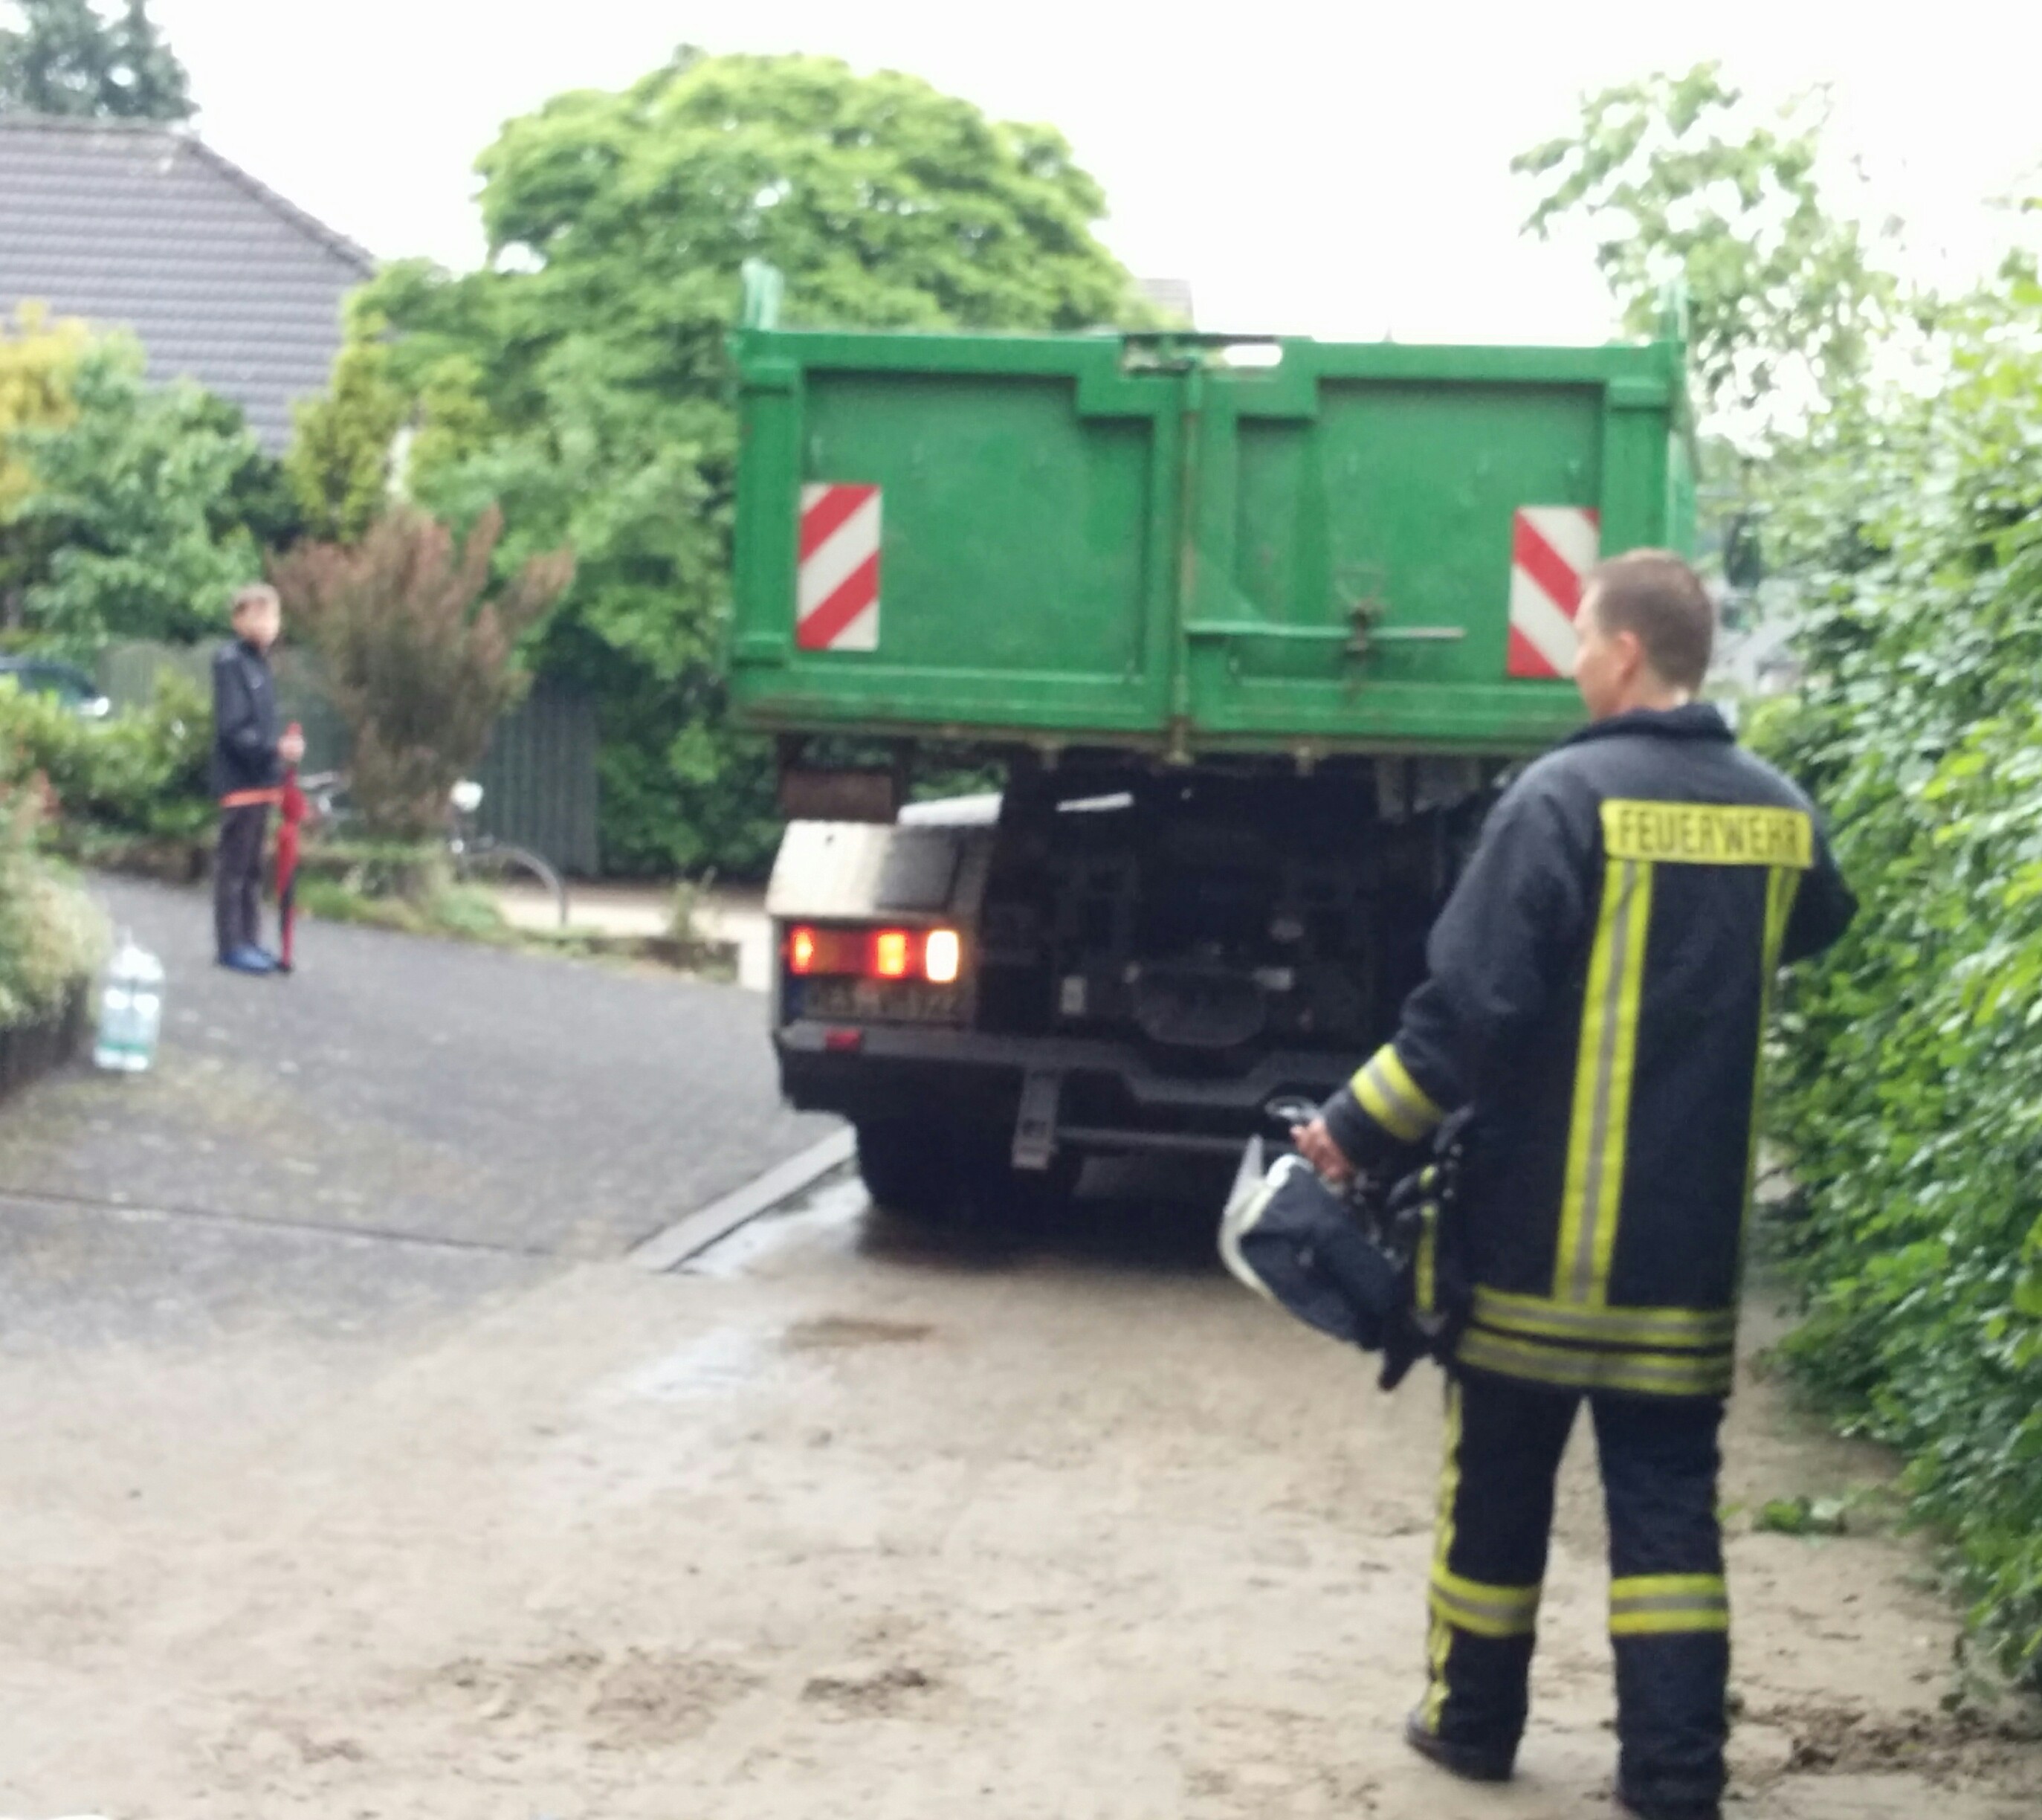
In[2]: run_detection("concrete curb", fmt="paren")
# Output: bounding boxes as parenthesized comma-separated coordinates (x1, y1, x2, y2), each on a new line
(628, 1126, 857, 1273)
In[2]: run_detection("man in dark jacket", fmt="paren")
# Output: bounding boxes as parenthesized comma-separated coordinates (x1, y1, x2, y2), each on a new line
(211, 584, 303, 973)
(1294, 552, 1855, 1820)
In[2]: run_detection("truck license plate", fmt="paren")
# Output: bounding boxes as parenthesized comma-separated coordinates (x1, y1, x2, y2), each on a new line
(797, 977, 962, 1024)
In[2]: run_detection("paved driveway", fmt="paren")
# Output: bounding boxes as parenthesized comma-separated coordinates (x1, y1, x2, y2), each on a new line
(0, 875, 822, 1344)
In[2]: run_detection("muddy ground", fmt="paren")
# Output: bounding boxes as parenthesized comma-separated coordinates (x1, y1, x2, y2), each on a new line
(3, 1170, 2038, 1818)
(0, 882, 2036, 1816)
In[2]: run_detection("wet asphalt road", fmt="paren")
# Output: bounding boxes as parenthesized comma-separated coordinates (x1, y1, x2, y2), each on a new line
(0, 876, 826, 1349)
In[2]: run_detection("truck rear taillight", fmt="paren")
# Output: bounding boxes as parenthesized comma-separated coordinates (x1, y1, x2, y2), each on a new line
(786, 925, 964, 984)
(924, 929, 961, 984)
(787, 926, 864, 975)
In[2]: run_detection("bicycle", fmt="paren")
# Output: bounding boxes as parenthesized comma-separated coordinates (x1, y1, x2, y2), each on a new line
(445, 779, 570, 928)
(296, 773, 571, 929)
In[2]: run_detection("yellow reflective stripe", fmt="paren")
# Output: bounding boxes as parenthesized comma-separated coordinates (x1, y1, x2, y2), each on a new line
(1739, 864, 1805, 1273)
(1612, 1608, 1731, 1636)
(1376, 1046, 1445, 1129)
(1555, 862, 1624, 1295)
(1764, 865, 1801, 972)
(1470, 1286, 1735, 1352)
(1423, 1381, 1462, 1729)
(1429, 1589, 1539, 1639)
(1415, 1201, 1438, 1317)
(1556, 858, 1653, 1307)
(1610, 1573, 1729, 1636)
(1600, 800, 1813, 869)
(1455, 1326, 1734, 1398)
(1349, 1043, 1444, 1143)
(1589, 861, 1652, 1300)
(1422, 1611, 1453, 1726)
(1613, 1573, 1725, 1599)
(1429, 1564, 1542, 1639)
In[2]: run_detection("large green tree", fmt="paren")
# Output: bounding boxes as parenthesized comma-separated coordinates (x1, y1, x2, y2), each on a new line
(1513, 63, 1923, 614)
(0, 0, 193, 121)
(1514, 62, 1901, 437)
(352, 48, 1151, 873)
(284, 308, 408, 545)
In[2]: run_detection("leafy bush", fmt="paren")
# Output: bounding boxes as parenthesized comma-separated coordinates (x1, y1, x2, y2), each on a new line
(1758, 271, 2042, 1685)
(270, 507, 572, 839)
(0, 784, 108, 1027)
(1, 301, 88, 517)
(7, 341, 275, 645)
(0, 668, 210, 840)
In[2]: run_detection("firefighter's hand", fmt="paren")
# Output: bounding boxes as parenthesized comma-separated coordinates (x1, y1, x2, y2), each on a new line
(1291, 1117, 1356, 1186)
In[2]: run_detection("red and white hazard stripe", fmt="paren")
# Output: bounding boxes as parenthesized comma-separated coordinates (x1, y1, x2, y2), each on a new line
(1507, 506, 1600, 680)
(797, 483, 882, 653)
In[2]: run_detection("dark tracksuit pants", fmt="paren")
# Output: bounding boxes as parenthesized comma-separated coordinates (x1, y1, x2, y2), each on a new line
(214, 803, 271, 960)
(1419, 1367, 1729, 1806)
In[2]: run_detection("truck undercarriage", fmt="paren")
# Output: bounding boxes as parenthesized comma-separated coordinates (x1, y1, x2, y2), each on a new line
(769, 755, 1502, 1217)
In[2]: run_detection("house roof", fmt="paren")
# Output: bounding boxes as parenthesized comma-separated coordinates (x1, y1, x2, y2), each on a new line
(0, 116, 374, 451)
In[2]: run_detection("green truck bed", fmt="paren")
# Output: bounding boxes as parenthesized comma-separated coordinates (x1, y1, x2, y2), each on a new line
(730, 283, 1692, 761)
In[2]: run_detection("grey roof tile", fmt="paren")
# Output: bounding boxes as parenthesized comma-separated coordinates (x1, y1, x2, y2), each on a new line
(0, 116, 374, 451)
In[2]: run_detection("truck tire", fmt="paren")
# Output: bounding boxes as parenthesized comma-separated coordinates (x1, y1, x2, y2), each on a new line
(1004, 1149, 1084, 1220)
(855, 1119, 963, 1223)
(855, 1120, 1080, 1224)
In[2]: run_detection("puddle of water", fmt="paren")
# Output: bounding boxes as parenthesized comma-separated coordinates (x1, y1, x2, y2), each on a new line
(680, 1173, 870, 1279)
(619, 1324, 774, 1400)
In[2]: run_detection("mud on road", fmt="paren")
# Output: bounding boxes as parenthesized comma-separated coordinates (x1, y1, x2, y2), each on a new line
(1, 1155, 2038, 1819)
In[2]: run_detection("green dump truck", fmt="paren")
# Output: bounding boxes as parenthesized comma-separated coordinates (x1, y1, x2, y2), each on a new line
(730, 268, 1693, 1217)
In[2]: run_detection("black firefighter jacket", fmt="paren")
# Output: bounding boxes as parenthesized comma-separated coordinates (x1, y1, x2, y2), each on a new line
(1322, 703, 1855, 1398)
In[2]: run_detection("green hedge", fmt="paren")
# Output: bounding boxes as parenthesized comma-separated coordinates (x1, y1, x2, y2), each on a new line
(0, 668, 212, 844)
(1758, 280, 2042, 1684)
(0, 791, 108, 1031)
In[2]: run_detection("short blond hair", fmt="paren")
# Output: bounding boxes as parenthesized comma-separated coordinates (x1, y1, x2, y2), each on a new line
(230, 583, 279, 622)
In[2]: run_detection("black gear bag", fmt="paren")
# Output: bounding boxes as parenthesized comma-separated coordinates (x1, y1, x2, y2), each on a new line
(1218, 1115, 1473, 1389)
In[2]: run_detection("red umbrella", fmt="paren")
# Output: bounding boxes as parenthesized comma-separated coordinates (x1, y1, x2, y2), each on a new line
(276, 723, 306, 975)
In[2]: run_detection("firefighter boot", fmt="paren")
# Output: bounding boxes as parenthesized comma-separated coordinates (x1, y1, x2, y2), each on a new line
(1595, 1393, 1731, 1818)
(1402, 1708, 1513, 1782)
(1411, 1372, 1579, 1775)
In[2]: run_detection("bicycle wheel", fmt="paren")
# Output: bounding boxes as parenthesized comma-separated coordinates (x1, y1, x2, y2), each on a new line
(453, 839, 569, 927)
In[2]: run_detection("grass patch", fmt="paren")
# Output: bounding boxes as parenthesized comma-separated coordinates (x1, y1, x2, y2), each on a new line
(294, 875, 515, 945)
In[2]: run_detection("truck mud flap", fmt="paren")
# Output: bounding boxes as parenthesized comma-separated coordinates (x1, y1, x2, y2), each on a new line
(1012, 1069, 1063, 1171)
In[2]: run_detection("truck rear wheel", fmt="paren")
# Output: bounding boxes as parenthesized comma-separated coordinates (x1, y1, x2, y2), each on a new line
(855, 1119, 966, 1223)
(855, 1120, 1079, 1224)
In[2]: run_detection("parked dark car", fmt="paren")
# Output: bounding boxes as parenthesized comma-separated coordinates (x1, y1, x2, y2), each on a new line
(0, 656, 110, 720)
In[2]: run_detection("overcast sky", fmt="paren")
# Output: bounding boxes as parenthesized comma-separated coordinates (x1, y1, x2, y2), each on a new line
(143, 0, 2041, 345)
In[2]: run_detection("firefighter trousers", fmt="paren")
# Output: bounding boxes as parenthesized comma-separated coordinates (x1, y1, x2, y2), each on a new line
(1416, 1366, 1729, 1807)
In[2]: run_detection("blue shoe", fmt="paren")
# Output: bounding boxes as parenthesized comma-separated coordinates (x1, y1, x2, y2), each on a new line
(219, 946, 277, 975)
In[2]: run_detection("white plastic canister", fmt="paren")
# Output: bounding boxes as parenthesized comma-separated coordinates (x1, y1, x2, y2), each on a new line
(94, 932, 165, 1074)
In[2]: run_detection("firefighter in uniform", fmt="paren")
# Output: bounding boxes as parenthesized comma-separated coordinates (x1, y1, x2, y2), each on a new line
(1295, 551, 1855, 1820)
